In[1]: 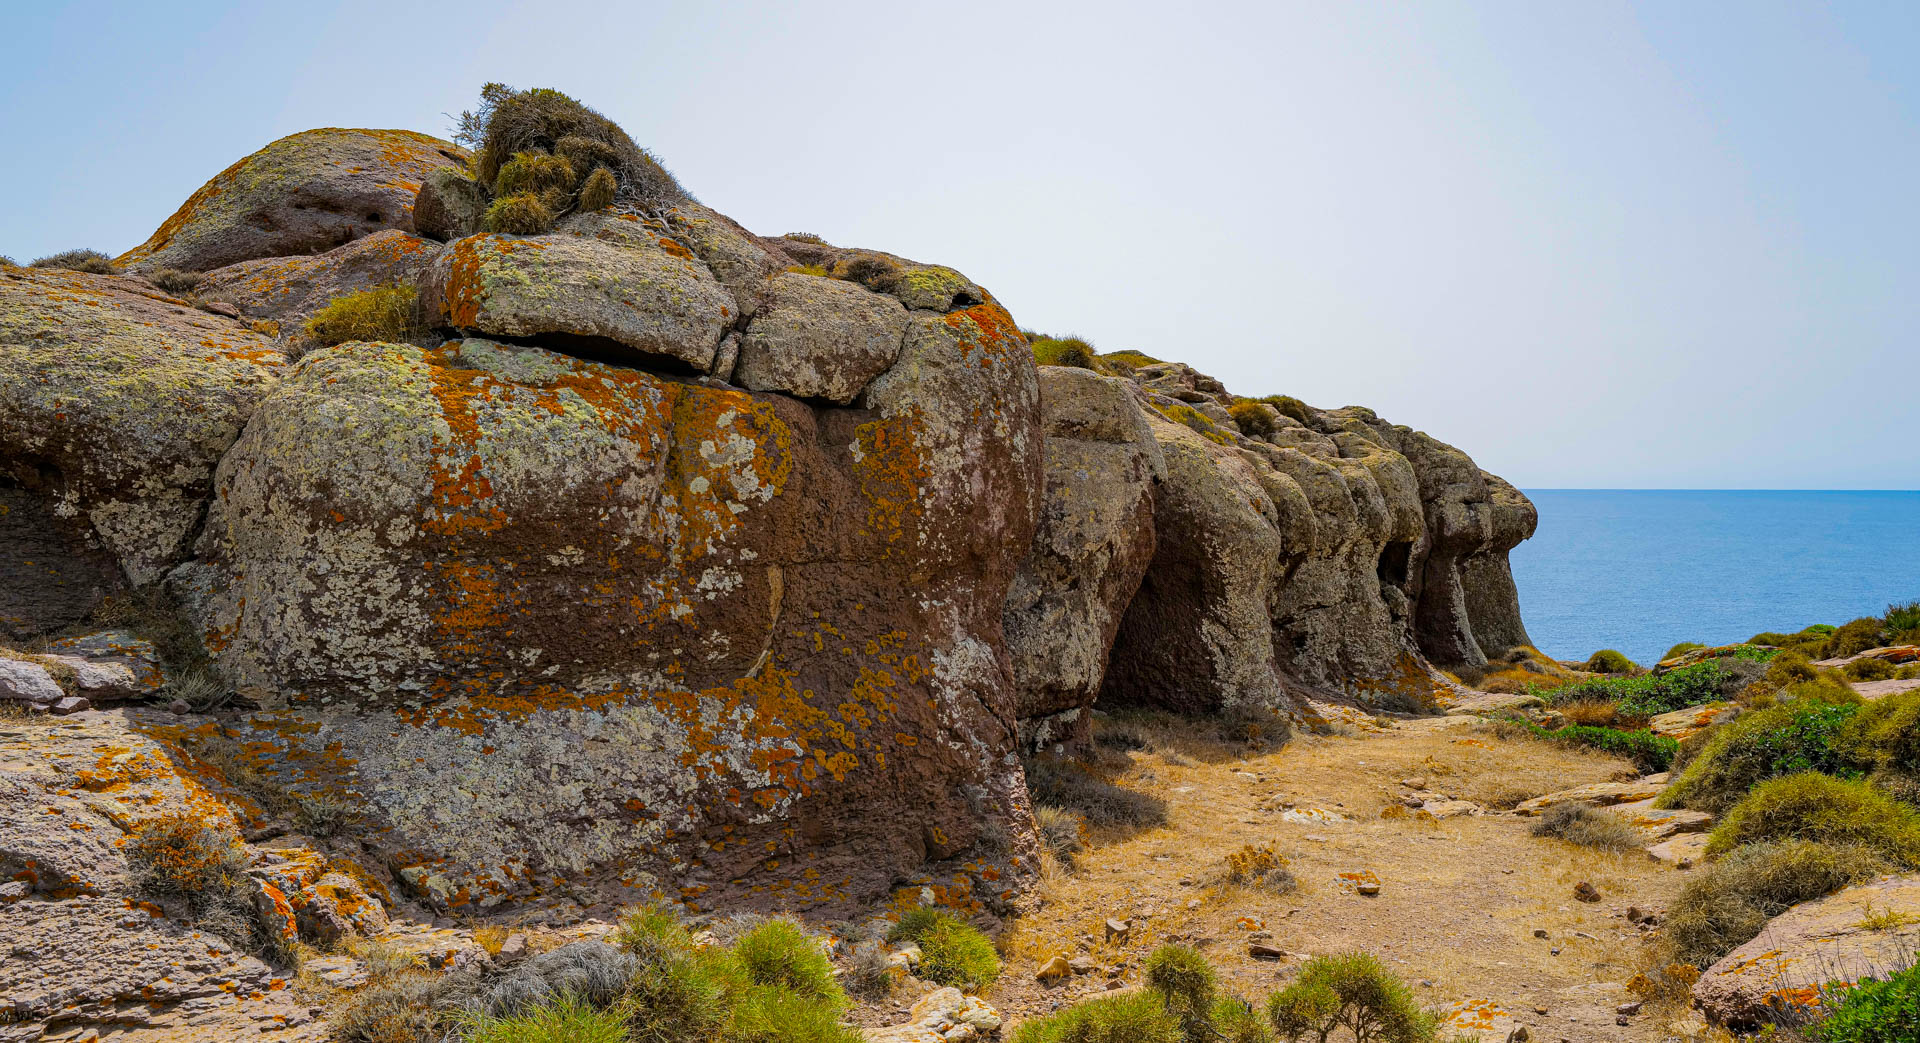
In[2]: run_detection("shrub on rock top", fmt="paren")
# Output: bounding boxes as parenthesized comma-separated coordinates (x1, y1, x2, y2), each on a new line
(303, 284, 423, 348)
(30, 248, 117, 274)
(1582, 649, 1636, 674)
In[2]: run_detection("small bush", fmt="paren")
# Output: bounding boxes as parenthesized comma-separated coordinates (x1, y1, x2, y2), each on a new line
(1765, 649, 1820, 686)
(1812, 958, 1920, 1043)
(1559, 698, 1621, 727)
(1847, 656, 1897, 681)
(1011, 989, 1183, 1043)
(1658, 700, 1862, 813)
(304, 284, 421, 347)
(456, 82, 686, 206)
(726, 984, 863, 1043)
(1266, 951, 1436, 1043)
(147, 267, 202, 294)
(1031, 335, 1099, 370)
(1260, 395, 1314, 426)
(1835, 691, 1920, 779)
(845, 940, 895, 997)
(1662, 641, 1707, 662)
(1531, 803, 1641, 852)
(459, 993, 631, 1043)
(577, 167, 617, 212)
(1146, 944, 1218, 1041)
(1662, 839, 1888, 968)
(1583, 649, 1636, 674)
(1228, 400, 1278, 437)
(1826, 617, 1888, 659)
(1213, 997, 1277, 1043)
(332, 970, 466, 1043)
(1156, 402, 1231, 444)
(483, 191, 557, 234)
(493, 150, 575, 199)
(888, 908, 999, 990)
(1024, 758, 1168, 830)
(476, 941, 637, 1017)
(31, 248, 117, 274)
(1885, 600, 1920, 635)
(831, 252, 903, 291)
(1708, 773, 1920, 863)
(613, 906, 735, 1043)
(732, 918, 844, 1006)
(126, 814, 291, 963)
(1033, 804, 1086, 865)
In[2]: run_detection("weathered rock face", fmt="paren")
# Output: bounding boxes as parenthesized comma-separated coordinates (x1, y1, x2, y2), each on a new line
(1002, 368, 1163, 752)
(1694, 873, 1920, 1028)
(0, 265, 286, 598)
(117, 128, 467, 273)
(189, 229, 442, 332)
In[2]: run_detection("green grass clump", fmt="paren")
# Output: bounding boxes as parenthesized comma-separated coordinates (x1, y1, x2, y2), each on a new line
(1542, 660, 1729, 718)
(304, 284, 422, 348)
(1763, 649, 1819, 686)
(732, 919, 844, 1006)
(1531, 803, 1640, 852)
(1011, 989, 1183, 1043)
(1099, 349, 1163, 371)
(1662, 839, 1889, 969)
(1227, 399, 1277, 437)
(1267, 951, 1436, 1043)
(1260, 395, 1314, 426)
(1708, 772, 1920, 863)
(1658, 700, 1862, 813)
(483, 191, 558, 234)
(1155, 402, 1234, 445)
(577, 167, 618, 212)
(1583, 649, 1636, 674)
(459, 994, 631, 1043)
(1146, 944, 1217, 1041)
(31, 248, 117, 274)
(1031, 335, 1099, 370)
(1812, 959, 1920, 1043)
(887, 908, 999, 990)
(1661, 642, 1707, 662)
(1511, 721, 1677, 772)
(1847, 657, 1897, 681)
(1835, 691, 1920, 781)
(725, 985, 862, 1043)
(493, 149, 576, 199)
(148, 267, 202, 293)
(1825, 617, 1889, 659)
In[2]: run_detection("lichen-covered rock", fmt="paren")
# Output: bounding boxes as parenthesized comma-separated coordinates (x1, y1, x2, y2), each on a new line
(0, 266, 287, 590)
(190, 229, 441, 329)
(1694, 874, 1920, 1028)
(118, 128, 467, 273)
(0, 481, 128, 639)
(173, 311, 1040, 912)
(734, 272, 908, 404)
(413, 167, 491, 241)
(421, 229, 734, 372)
(1005, 368, 1162, 751)
(0, 655, 63, 708)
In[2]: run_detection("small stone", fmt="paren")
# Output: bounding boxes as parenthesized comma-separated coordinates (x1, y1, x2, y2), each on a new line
(1505, 1029, 1530, 1043)
(1532, 929, 1549, 939)
(1615, 1016, 1630, 1026)
(1625, 906, 1644, 923)
(1357, 881, 1381, 896)
(1401, 777, 1427, 789)
(50, 696, 90, 715)
(1248, 943, 1285, 961)
(168, 699, 191, 715)
(1573, 931, 1596, 940)
(1037, 954, 1071, 981)
(1533, 1006, 1549, 1015)
(1187, 899, 1202, 910)
(1573, 881, 1601, 903)
(1615, 1001, 1642, 1016)
(497, 933, 529, 963)
(1106, 980, 1124, 990)
(1104, 918, 1130, 942)
(1068, 956, 1096, 975)
(204, 301, 242, 318)
(1549, 947, 1561, 956)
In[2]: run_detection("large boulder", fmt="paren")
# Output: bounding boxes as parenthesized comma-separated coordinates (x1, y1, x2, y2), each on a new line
(1003, 368, 1163, 751)
(172, 299, 1041, 912)
(1694, 874, 1920, 1028)
(0, 265, 286, 595)
(190, 229, 442, 331)
(734, 272, 908, 404)
(118, 128, 467, 273)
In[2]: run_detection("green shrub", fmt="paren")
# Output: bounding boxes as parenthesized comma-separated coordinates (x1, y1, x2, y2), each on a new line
(459, 994, 631, 1043)
(1033, 804, 1086, 865)
(1260, 395, 1314, 426)
(577, 167, 618, 212)
(484, 191, 558, 234)
(1031, 335, 1098, 370)
(1836, 691, 1920, 779)
(1812, 958, 1920, 1042)
(1764, 649, 1819, 686)
(1708, 772, 1920, 863)
(148, 267, 202, 294)
(1657, 701, 1862, 813)
(725, 984, 863, 1043)
(1662, 642, 1707, 662)
(31, 248, 116, 274)
(1826, 618, 1889, 659)
(1011, 989, 1183, 1043)
(1514, 721, 1676, 772)
(304, 284, 422, 347)
(1228, 399, 1278, 437)
(1543, 661, 1727, 718)
(554, 134, 622, 177)
(1531, 803, 1640, 852)
(888, 908, 999, 990)
(1662, 839, 1888, 968)
(1266, 951, 1436, 1043)
(732, 918, 844, 1007)
(1583, 649, 1636, 674)
(1847, 657, 1897, 681)
(456, 82, 685, 206)
(493, 150, 576, 198)
(1885, 600, 1920, 634)
(1213, 997, 1277, 1043)
(1145, 944, 1217, 1040)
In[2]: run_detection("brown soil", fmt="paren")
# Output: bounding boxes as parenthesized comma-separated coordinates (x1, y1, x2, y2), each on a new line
(864, 711, 1699, 1041)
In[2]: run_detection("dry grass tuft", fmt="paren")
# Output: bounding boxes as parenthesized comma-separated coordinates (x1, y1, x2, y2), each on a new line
(1530, 803, 1641, 852)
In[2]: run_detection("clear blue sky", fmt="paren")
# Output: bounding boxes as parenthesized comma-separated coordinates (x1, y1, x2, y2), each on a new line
(4, 1, 1915, 489)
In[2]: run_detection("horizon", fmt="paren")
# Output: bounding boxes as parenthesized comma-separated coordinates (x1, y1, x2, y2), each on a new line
(5, 1, 1918, 490)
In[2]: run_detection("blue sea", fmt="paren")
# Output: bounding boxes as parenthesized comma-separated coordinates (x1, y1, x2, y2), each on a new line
(1510, 490, 1920, 668)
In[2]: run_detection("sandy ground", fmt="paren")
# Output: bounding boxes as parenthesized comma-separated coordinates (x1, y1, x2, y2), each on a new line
(876, 712, 1698, 1041)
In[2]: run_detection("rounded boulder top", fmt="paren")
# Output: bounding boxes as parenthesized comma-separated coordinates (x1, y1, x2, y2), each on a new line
(117, 127, 469, 273)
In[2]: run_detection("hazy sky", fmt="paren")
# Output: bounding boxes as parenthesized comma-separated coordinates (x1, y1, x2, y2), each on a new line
(4, 2, 1914, 489)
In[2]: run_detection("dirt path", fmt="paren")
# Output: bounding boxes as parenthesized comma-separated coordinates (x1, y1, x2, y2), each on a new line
(982, 712, 1693, 1041)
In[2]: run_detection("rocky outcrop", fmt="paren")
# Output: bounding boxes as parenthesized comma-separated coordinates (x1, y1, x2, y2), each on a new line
(189, 229, 442, 333)
(117, 128, 467, 273)
(0, 265, 287, 594)
(1003, 368, 1163, 752)
(1694, 874, 1920, 1028)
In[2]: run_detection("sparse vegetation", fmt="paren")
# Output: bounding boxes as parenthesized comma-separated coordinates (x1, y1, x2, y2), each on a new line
(1222, 842, 1298, 894)
(1260, 395, 1314, 426)
(125, 815, 293, 965)
(1530, 802, 1641, 852)
(1540, 660, 1733, 719)
(1661, 839, 1888, 968)
(304, 284, 422, 348)
(458, 993, 632, 1043)
(1228, 399, 1278, 437)
(1707, 772, 1920, 863)
(1024, 757, 1169, 830)
(1505, 719, 1677, 772)
(1835, 690, 1920, 784)
(1033, 804, 1087, 866)
(31, 248, 117, 274)
(1267, 951, 1437, 1043)
(1661, 641, 1707, 662)
(1824, 617, 1888, 659)
(1030, 334, 1099, 370)
(1011, 989, 1182, 1043)
(146, 267, 202, 294)
(887, 908, 999, 990)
